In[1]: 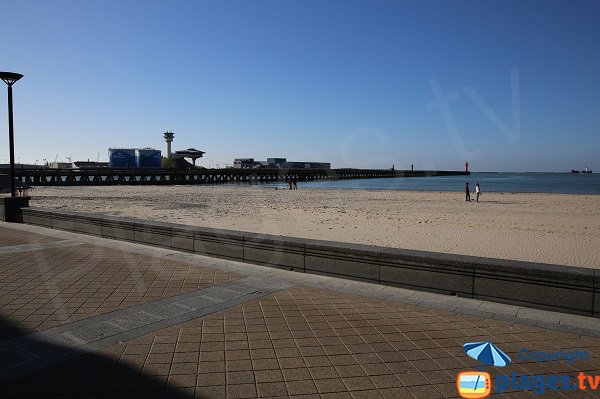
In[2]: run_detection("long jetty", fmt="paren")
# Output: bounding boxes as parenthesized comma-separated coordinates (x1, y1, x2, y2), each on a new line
(8, 168, 468, 187)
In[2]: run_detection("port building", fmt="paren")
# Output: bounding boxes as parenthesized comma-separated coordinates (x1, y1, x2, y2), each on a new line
(108, 148, 162, 168)
(233, 157, 330, 169)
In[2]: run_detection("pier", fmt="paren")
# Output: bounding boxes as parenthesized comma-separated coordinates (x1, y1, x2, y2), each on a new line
(6, 168, 468, 187)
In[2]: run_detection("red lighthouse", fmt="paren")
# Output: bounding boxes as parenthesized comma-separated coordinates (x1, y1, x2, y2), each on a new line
(465, 161, 469, 173)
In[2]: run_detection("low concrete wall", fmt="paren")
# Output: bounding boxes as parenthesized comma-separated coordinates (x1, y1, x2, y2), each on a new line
(17, 207, 599, 317)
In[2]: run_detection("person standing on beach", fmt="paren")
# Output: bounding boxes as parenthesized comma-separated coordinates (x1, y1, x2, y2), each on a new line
(476, 182, 481, 202)
(465, 182, 471, 202)
(293, 177, 297, 190)
(288, 177, 292, 190)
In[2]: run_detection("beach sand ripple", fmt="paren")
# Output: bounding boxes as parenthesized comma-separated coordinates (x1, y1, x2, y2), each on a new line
(30, 185, 600, 268)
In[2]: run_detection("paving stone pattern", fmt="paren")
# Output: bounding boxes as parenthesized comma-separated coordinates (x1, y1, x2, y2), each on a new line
(0, 227, 62, 246)
(0, 243, 241, 339)
(3, 223, 600, 399)
(0, 277, 292, 383)
(6, 286, 600, 398)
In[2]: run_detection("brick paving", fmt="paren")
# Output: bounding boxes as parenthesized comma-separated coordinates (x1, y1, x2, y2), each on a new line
(2, 223, 600, 398)
(5, 286, 600, 398)
(0, 242, 241, 339)
(0, 227, 62, 246)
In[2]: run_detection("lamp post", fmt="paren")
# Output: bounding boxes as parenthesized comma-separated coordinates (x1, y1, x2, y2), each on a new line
(0, 72, 23, 197)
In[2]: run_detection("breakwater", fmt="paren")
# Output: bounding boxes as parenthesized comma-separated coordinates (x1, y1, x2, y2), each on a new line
(10, 168, 468, 187)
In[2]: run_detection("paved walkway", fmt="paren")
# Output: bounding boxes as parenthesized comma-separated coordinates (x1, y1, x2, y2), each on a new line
(1, 221, 600, 398)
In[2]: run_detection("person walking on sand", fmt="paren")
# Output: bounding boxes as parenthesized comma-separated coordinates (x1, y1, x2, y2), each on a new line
(293, 177, 297, 190)
(288, 177, 293, 190)
(465, 182, 471, 202)
(476, 182, 481, 202)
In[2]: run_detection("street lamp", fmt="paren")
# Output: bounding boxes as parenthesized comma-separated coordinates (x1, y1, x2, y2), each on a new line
(0, 71, 24, 197)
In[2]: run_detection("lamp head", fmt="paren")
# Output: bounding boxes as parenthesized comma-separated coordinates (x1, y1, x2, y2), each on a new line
(0, 71, 23, 86)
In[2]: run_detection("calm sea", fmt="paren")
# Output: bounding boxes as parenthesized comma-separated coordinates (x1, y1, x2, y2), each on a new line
(291, 173, 600, 195)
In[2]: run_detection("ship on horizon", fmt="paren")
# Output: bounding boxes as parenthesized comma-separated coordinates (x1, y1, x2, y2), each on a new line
(571, 167, 593, 174)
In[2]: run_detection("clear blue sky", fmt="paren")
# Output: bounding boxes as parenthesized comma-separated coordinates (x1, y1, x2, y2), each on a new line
(1, 0, 598, 171)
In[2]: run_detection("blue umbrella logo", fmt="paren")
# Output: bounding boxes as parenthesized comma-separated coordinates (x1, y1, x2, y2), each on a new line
(463, 341, 511, 367)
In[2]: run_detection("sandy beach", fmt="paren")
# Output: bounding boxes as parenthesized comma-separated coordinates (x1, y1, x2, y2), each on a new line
(29, 185, 600, 268)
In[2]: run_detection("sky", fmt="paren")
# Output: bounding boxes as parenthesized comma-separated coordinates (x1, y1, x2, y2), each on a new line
(0, 0, 599, 172)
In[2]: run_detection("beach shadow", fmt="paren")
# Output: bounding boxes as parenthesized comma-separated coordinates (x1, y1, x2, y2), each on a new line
(0, 315, 198, 399)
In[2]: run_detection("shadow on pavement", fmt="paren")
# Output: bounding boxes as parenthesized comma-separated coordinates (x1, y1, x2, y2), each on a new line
(0, 315, 201, 399)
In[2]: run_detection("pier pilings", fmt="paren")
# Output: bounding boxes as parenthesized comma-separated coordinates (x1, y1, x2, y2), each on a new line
(8, 168, 468, 187)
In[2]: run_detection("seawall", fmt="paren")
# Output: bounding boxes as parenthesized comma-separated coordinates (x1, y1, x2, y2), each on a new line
(2, 203, 597, 320)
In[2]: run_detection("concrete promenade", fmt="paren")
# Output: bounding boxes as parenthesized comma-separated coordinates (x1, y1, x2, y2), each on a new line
(2, 222, 600, 398)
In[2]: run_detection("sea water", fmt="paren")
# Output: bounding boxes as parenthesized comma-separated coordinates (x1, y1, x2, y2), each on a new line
(292, 173, 600, 195)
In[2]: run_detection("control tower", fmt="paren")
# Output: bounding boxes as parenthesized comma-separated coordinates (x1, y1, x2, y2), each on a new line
(163, 131, 174, 158)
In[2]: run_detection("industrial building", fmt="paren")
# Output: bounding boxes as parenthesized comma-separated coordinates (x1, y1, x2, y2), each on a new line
(280, 161, 331, 169)
(108, 149, 136, 168)
(48, 162, 73, 169)
(162, 131, 206, 167)
(233, 158, 258, 169)
(266, 157, 286, 166)
(136, 149, 162, 168)
(233, 157, 330, 169)
(73, 161, 109, 169)
(108, 148, 162, 168)
(73, 132, 204, 170)
(172, 148, 205, 167)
